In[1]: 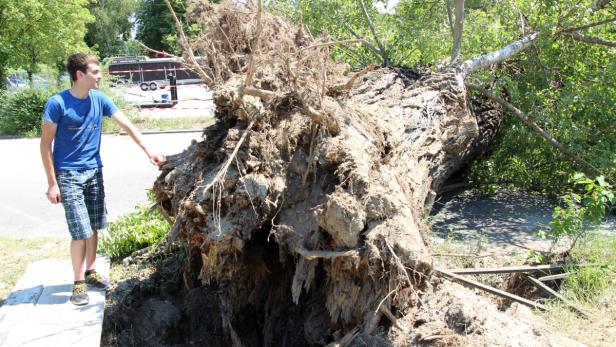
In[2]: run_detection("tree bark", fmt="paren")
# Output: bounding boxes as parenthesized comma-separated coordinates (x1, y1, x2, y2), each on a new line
(459, 32, 538, 76)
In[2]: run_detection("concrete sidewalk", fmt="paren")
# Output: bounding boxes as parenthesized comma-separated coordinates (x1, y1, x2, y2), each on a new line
(0, 255, 109, 346)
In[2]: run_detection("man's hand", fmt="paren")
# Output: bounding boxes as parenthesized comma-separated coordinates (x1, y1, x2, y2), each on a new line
(46, 184, 61, 204)
(149, 154, 167, 167)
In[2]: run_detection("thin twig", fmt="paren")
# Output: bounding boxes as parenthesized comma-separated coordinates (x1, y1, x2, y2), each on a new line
(560, 31, 616, 47)
(243, 0, 263, 90)
(385, 241, 413, 286)
(163, 0, 213, 85)
(299, 39, 362, 52)
(341, 20, 383, 60)
(379, 306, 405, 331)
(558, 17, 616, 33)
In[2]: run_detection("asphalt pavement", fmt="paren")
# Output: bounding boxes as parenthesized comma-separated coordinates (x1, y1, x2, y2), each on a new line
(0, 131, 203, 238)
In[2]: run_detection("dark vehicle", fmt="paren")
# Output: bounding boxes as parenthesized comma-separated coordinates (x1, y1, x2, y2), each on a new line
(108, 56, 202, 91)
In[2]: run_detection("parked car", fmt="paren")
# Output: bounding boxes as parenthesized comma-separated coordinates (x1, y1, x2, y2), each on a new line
(6, 76, 26, 89)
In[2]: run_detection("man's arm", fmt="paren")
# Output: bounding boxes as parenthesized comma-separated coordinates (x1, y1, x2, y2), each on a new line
(40, 121, 61, 204)
(111, 110, 166, 166)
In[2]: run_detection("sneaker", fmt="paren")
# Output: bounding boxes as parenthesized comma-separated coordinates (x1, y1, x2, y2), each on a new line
(85, 270, 111, 291)
(71, 282, 89, 306)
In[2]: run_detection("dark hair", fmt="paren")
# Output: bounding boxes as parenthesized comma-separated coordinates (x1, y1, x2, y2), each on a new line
(66, 53, 99, 81)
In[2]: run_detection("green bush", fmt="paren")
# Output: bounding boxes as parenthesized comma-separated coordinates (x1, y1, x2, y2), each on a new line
(0, 88, 56, 136)
(99, 204, 170, 259)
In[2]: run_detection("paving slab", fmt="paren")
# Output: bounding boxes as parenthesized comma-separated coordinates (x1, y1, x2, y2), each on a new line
(0, 255, 109, 347)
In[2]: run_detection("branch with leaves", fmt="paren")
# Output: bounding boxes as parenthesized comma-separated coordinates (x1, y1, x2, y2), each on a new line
(466, 83, 608, 180)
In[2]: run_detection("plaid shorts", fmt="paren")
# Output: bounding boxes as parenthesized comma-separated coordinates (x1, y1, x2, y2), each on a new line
(56, 168, 107, 240)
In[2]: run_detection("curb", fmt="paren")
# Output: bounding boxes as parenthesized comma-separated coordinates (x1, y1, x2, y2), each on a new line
(0, 128, 205, 140)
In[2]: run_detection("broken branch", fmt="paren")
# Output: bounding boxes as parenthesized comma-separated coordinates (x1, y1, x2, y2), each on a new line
(358, 0, 390, 66)
(466, 83, 607, 178)
(448, 264, 566, 275)
(459, 33, 538, 76)
(526, 276, 590, 318)
(436, 269, 547, 311)
(560, 31, 616, 47)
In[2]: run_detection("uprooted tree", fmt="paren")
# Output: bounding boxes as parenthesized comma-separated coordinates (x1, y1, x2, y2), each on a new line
(146, 0, 614, 345)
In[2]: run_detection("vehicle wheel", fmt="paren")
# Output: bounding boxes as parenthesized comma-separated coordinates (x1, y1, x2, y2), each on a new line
(149, 82, 158, 91)
(140, 83, 149, 91)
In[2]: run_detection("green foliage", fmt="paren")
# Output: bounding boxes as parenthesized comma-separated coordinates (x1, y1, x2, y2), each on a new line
(99, 203, 171, 259)
(466, 1, 616, 190)
(562, 233, 616, 301)
(542, 174, 614, 246)
(0, 0, 94, 83)
(0, 88, 56, 136)
(85, 0, 140, 59)
(136, 0, 189, 54)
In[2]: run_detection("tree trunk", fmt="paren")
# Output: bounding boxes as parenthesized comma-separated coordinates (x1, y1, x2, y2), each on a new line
(141, 3, 575, 346)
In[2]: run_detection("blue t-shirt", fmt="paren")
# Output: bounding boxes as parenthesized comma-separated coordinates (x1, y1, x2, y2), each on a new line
(43, 89, 119, 170)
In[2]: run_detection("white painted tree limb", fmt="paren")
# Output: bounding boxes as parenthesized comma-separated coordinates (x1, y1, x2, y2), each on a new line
(449, 0, 464, 66)
(459, 32, 538, 76)
(561, 31, 616, 47)
(358, 0, 391, 66)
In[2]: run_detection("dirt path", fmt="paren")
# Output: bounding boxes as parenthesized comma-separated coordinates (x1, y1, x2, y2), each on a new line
(430, 189, 615, 254)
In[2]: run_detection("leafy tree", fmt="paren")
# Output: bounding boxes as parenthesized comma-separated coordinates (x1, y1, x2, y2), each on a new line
(0, 0, 93, 85)
(135, 0, 188, 55)
(85, 0, 140, 59)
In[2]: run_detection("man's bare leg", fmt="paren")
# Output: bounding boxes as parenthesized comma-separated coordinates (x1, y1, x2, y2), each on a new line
(85, 230, 98, 272)
(70, 239, 87, 281)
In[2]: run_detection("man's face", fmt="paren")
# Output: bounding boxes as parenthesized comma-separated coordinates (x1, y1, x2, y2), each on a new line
(77, 63, 102, 89)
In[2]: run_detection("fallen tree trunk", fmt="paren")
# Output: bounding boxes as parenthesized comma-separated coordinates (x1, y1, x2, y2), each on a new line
(147, 1, 576, 345)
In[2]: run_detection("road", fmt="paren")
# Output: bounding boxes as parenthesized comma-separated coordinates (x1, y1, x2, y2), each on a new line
(0, 132, 203, 238)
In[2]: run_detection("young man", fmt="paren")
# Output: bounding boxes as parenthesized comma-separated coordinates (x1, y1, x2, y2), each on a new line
(40, 53, 166, 306)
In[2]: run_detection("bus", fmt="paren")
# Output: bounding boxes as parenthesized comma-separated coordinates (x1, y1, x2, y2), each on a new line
(107, 56, 203, 91)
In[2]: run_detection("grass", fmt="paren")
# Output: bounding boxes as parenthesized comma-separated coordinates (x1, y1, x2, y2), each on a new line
(99, 203, 171, 260)
(102, 115, 213, 134)
(539, 232, 616, 346)
(0, 237, 69, 306)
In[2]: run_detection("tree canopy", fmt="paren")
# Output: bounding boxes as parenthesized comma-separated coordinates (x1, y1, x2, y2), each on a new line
(135, 0, 189, 54)
(0, 0, 93, 84)
(85, 0, 139, 59)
